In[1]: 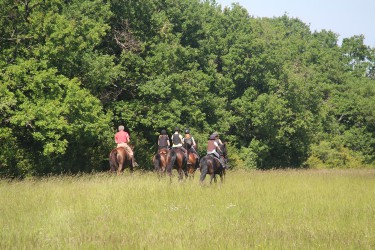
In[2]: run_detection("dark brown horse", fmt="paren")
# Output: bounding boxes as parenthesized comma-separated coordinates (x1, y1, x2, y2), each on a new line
(166, 147, 187, 181)
(153, 148, 169, 176)
(199, 143, 227, 184)
(199, 155, 225, 184)
(109, 147, 134, 175)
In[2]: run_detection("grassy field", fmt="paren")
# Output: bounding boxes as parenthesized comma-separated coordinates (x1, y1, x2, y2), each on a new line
(1, 169, 374, 249)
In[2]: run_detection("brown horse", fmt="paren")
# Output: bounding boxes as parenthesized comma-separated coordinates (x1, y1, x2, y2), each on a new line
(109, 147, 134, 175)
(186, 151, 199, 178)
(166, 147, 187, 181)
(183, 141, 200, 178)
(153, 148, 169, 176)
(199, 143, 227, 184)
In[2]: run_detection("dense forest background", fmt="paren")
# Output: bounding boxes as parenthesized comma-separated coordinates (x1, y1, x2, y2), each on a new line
(1, 0, 374, 177)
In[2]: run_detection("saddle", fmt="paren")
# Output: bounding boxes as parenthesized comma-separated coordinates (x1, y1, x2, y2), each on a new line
(207, 153, 224, 167)
(207, 153, 220, 159)
(187, 152, 198, 165)
(158, 148, 168, 155)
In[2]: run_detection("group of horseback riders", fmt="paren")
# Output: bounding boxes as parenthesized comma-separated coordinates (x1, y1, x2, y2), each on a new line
(114, 125, 227, 169)
(157, 126, 226, 169)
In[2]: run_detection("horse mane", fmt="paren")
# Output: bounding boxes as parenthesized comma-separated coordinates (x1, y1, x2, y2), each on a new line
(219, 143, 227, 158)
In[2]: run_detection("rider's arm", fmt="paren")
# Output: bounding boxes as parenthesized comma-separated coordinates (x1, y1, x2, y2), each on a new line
(215, 141, 222, 153)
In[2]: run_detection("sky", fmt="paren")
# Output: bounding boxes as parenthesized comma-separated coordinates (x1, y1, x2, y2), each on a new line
(215, 0, 375, 47)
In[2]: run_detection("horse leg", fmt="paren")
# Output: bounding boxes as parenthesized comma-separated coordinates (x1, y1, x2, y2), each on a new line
(109, 151, 117, 173)
(166, 164, 173, 182)
(183, 158, 188, 180)
(195, 158, 200, 172)
(116, 155, 122, 175)
(117, 162, 123, 176)
(184, 165, 190, 179)
(129, 157, 134, 173)
(160, 157, 167, 178)
(109, 160, 115, 173)
(155, 157, 164, 179)
(178, 168, 184, 182)
(210, 174, 215, 184)
(221, 169, 225, 183)
(199, 165, 207, 184)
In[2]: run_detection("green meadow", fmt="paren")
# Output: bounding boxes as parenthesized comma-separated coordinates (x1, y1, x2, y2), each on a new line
(1, 169, 374, 249)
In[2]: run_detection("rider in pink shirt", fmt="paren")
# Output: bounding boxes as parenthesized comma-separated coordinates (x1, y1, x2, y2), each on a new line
(115, 128, 130, 144)
(115, 125, 137, 166)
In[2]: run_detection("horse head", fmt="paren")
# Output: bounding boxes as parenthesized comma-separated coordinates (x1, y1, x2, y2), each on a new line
(219, 143, 227, 163)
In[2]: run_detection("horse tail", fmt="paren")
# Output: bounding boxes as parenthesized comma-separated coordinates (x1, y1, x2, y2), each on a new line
(199, 156, 208, 183)
(109, 149, 118, 171)
(155, 154, 161, 161)
(166, 150, 177, 175)
(154, 154, 161, 171)
(116, 149, 123, 163)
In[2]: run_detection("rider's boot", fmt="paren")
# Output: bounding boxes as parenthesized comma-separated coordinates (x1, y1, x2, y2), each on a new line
(192, 147, 200, 161)
(181, 147, 188, 162)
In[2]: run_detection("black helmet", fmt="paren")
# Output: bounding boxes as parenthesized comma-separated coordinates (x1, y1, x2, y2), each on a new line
(161, 129, 166, 135)
(185, 129, 190, 134)
(174, 127, 180, 132)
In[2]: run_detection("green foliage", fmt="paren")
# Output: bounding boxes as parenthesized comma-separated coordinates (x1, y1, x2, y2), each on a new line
(305, 141, 365, 169)
(1, 0, 375, 176)
(1, 58, 112, 176)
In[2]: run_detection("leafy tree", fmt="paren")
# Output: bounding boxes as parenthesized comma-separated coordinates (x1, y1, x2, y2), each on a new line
(2, 0, 375, 176)
(0, 0, 113, 176)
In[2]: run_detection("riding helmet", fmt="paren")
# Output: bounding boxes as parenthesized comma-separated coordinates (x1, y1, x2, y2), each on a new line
(185, 129, 190, 134)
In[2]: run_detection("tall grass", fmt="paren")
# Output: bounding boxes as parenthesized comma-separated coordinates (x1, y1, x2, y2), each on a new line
(1, 169, 374, 249)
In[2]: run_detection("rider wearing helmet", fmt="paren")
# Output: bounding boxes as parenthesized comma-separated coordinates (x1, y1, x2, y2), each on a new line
(158, 129, 170, 151)
(212, 131, 223, 146)
(207, 132, 226, 168)
(183, 129, 199, 159)
(171, 127, 187, 158)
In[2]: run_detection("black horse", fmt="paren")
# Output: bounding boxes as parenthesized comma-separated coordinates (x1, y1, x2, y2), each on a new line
(199, 143, 227, 184)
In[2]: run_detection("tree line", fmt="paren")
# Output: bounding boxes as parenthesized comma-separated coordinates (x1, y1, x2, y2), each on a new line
(1, 0, 374, 177)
